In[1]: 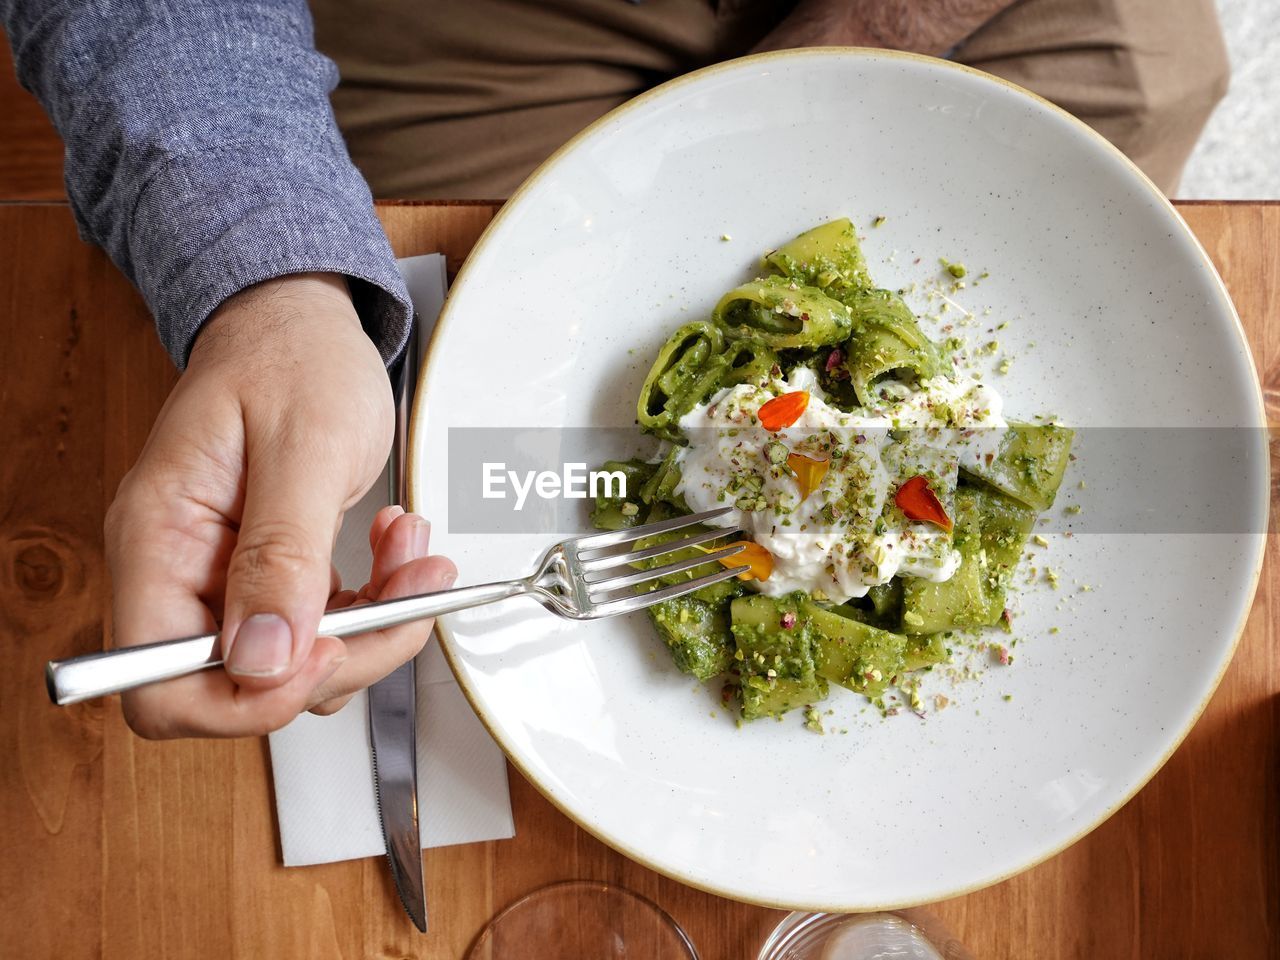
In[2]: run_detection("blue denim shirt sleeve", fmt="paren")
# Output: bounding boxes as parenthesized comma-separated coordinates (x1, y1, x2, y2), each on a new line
(3, 0, 412, 368)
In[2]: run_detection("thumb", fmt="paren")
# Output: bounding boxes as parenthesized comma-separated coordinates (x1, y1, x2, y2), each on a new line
(220, 430, 348, 688)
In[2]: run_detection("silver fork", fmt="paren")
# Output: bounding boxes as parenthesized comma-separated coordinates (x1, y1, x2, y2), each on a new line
(45, 506, 747, 706)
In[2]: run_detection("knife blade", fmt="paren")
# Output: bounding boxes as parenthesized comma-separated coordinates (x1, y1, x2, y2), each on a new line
(367, 317, 427, 932)
(368, 658, 426, 931)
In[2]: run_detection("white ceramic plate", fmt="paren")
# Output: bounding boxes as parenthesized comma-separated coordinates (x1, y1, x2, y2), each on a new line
(409, 50, 1266, 909)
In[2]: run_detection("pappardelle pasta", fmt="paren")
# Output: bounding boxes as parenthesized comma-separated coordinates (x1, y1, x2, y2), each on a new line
(591, 219, 1073, 724)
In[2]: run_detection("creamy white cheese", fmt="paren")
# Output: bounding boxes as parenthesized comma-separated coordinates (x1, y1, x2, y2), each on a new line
(674, 367, 1007, 604)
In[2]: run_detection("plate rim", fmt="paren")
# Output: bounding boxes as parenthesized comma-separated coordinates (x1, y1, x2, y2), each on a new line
(406, 46, 1268, 910)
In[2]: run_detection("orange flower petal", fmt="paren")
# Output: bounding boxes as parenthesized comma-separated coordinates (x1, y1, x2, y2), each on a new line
(696, 539, 774, 581)
(894, 475, 953, 532)
(786, 452, 830, 502)
(758, 390, 809, 432)
(726, 540, 774, 581)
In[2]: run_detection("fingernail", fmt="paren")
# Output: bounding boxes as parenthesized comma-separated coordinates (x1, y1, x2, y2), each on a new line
(388, 505, 406, 520)
(440, 569, 457, 589)
(412, 518, 432, 558)
(227, 614, 293, 677)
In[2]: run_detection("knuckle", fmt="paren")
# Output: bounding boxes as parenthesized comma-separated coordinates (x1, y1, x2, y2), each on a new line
(106, 470, 214, 552)
(229, 520, 324, 592)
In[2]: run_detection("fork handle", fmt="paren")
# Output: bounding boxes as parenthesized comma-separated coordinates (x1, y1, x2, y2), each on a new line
(45, 579, 530, 706)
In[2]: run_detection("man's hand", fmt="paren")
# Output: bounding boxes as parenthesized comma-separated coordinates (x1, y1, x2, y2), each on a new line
(105, 273, 456, 738)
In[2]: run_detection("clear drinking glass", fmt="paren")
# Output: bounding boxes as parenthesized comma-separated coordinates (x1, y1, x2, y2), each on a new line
(466, 884, 976, 960)
(757, 911, 976, 960)
(465, 881, 699, 960)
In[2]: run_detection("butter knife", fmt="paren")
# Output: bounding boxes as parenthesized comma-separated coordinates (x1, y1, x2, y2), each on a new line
(367, 319, 427, 932)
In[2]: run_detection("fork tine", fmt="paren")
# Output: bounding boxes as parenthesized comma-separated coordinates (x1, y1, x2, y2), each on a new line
(588, 543, 746, 596)
(580, 526, 743, 577)
(586, 563, 752, 619)
(572, 506, 735, 555)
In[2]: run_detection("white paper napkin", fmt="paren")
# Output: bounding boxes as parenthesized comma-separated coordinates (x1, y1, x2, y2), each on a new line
(267, 255, 515, 867)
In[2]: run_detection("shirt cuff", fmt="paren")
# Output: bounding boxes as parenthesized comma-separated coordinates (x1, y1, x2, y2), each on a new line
(125, 141, 411, 368)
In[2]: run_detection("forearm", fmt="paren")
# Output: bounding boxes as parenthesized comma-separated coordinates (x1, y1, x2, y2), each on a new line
(757, 0, 1019, 57)
(3, 0, 411, 367)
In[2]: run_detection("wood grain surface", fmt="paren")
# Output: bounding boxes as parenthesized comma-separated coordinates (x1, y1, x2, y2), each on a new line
(0, 201, 1275, 959)
(0, 39, 65, 202)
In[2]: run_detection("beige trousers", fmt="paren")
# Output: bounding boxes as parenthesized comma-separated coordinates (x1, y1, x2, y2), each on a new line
(311, 0, 1228, 198)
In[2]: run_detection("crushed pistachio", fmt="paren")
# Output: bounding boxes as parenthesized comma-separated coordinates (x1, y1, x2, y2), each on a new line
(804, 705, 825, 734)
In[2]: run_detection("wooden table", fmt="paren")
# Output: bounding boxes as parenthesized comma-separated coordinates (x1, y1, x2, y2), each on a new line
(2, 200, 1276, 959)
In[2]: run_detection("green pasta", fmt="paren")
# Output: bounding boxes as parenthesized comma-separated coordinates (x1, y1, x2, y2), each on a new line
(730, 595, 829, 721)
(637, 445, 685, 510)
(731, 594, 912, 708)
(802, 599, 908, 697)
(632, 525, 746, 681)
(841, 288, 944, 405)
(718, 337, 779, 388)
(900, 485, 1036, 635)
(712, 276, 853, 348)
(637, 321, 729, 440)
(593, 217, 1072, 727)
(648, 590, 739, 681)
(588, 459, 656, 530)
(764, 217, 873, 294)
(838, 578, 904, 632)
(961, 422, 1074, 510)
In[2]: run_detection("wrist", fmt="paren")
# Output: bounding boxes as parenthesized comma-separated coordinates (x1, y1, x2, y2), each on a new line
(191, 273, 363, 366)
(181, 269, 395, 486)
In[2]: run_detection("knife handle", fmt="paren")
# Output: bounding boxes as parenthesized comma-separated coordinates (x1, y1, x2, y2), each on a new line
(45, 578, 528, 706)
